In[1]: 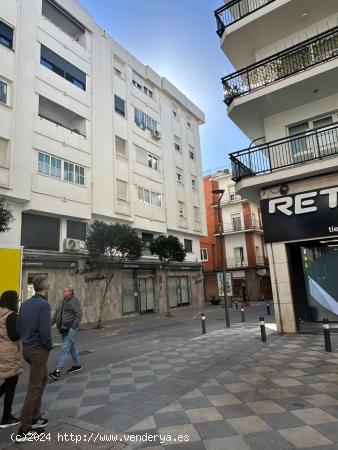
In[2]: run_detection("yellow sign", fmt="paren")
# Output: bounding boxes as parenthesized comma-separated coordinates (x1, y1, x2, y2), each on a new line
(0, 247, 22, 298)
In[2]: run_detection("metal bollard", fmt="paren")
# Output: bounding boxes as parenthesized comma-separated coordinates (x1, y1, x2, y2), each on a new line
(323, 318, 332, 352)
(260, 316, 267, 342)
(266, 302, 271, 315)
(235, 300, 239, 310)
(201, 313, 206, 334)
(241, 307, 245, 322)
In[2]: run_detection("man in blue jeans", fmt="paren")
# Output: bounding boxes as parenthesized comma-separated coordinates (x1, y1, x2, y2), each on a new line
(49, 286, 82, 380)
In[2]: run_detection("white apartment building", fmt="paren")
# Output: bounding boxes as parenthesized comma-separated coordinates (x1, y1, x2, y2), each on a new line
(0, 0, 206, 321)
(215, 0, 338, 332)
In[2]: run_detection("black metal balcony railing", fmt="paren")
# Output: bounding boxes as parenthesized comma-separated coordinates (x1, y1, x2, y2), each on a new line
(222, 27, 338, 106)
(214, 0, 275, 37)
(230, 122, 338, 181)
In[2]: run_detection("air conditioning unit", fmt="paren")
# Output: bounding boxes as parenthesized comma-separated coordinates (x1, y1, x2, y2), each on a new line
(151, 130, 161, 140)
(63, 238, 85, 253)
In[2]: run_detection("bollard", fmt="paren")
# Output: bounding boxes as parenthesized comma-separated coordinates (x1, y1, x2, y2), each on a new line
(241, 307, 245, 322)
(323, 318, 332, 352)
(235, 300, 239, 310)
(260, 316, 267, 342)
(201, 313, 206, 335)
(266, 302, 271, 315)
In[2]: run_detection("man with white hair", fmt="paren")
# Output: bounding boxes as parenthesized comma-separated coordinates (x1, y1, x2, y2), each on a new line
(49, 285, 82, 380)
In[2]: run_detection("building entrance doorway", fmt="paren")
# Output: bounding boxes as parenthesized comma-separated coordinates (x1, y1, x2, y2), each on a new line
(168, 276, 190, 308)
(138, 277, 154, 313)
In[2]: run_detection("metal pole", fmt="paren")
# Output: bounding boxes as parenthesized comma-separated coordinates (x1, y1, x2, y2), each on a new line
(241, 307, 245, 322)
(218, 194, 230, 328)
(235, 300, 238, 310)
(260, 316, 267, 342)
(323, 318, 332, 352)
(201, 313, 206, 335)
(266, 302, 271, 315)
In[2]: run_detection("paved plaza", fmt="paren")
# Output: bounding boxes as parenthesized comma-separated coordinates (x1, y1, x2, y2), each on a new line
(1, 304, 338, 449)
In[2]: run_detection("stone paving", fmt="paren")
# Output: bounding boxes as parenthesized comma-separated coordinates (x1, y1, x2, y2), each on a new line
(2, 322, 338, 449)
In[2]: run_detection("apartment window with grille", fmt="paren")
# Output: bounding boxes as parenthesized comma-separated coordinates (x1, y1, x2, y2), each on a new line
(178, 201, 185, 218)
(0, 20, 13, 49)
(231, 214, 242, 231)
(0, 81, 7, 104)
(115, 136, 127, 158)
(184, 239, 192, 253)
(137, 187, 162, 207)
(40, 45, 86, 90)
(193, 206, 200, 222)
(134, 108, 157, 133)
(114, 95, 125, 117)
(176, 168, 184, 184)
(191, 175, 197, 190)
(189, 145, 195, 159)
(200, 248, 208, 261)
(174, 135, 181, 151)
(116, 179, 127, 202)
(148, 154, 158, 170)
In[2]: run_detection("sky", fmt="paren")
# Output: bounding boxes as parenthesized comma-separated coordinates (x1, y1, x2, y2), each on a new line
(78, 0, 250, 172)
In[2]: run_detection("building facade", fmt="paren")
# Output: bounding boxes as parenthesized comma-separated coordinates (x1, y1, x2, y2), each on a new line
(0, 0, 206, 322)
(215, 0, 338, 332)
(200, 169, 271, 303)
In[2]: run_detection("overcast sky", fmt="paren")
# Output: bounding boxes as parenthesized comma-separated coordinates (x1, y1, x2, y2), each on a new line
(78, 0, 250, 172)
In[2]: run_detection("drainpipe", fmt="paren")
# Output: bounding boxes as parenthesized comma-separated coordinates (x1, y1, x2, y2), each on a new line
(270, 243, 284, 334)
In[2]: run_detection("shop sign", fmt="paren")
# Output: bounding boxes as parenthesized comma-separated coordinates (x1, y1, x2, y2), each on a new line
(217, 272, 233, 297)
(261, 186, 338, 243)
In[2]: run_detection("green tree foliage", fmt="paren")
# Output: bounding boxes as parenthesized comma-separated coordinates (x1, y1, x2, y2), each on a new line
(150, 235, 186, 263)
(0, 198, 13, 233)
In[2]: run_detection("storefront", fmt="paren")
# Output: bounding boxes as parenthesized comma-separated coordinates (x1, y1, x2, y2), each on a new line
(261, 179, 338, 331)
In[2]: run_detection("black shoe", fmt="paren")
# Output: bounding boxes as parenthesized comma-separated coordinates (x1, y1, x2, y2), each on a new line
(16, 429, 44, 442)
(31, 417, 48, 429)
(67, 365, 82, 374)
(0, 415, 20, 428)
(49, 369, 61, 380)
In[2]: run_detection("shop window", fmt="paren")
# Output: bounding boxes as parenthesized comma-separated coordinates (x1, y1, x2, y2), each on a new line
(21, 213, 60, 251)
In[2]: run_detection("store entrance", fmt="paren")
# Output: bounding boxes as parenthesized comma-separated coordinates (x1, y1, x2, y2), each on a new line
(288, 239, 338, 324)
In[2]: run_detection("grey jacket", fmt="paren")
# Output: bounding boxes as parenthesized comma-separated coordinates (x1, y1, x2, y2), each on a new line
(52, 296, 82, 332)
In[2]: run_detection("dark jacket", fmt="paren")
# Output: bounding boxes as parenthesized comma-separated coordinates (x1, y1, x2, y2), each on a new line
(16, 295, 53, 351)
(52, 296, 82, 332)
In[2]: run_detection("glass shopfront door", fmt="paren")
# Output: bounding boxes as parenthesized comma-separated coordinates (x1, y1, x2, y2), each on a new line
(301, 243, 338, 321)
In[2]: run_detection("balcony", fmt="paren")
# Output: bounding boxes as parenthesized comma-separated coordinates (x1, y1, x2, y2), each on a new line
(216, 219, 262, 234)
(222, 27, 338, 106)
(230, 122, 338, 181)
(215, 0, 275, 37)
(226, 256, 268, 268)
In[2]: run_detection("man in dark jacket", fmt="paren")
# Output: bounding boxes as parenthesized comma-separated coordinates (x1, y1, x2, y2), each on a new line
(49, 285, 82, 380)
(16, 275, 52, 442)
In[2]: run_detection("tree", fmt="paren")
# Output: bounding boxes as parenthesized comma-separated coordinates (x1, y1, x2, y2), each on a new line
(86, 221, 142, 327)
(0, 198, 13, 233)
(150, 235, 187, 315)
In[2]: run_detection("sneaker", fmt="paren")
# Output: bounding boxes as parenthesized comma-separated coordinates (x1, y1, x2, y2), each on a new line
(67, 365, 82, 374)
(0, 415, 20, 428)
(31, 417, 48, 429)
(49, 369, 61, 380)
(16, 429, 44, 442)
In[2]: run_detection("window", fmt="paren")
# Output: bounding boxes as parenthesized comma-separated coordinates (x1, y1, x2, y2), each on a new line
(173, 103, 179, 119)
(143, 86, 153, 99)
(134, 108, 157, 133)
(0, 138, 8, 165)
(189, 145, 195, 159)
(0, 20, 13, 49)
(178, 201, 185, 218)
(21, 213, 60, 251)
(37, 152, 84, 185)
(174, 135, 181, 151)
(193, 206, 200, 222)
(234, 247, 244, 265)
(232, 214, 242, 231)
(142, 232, 153, 256)
(67, 220, 87, 240)
(137, 187, 162, 207)
(0, 81, 7, 104)
(200, 248, 208, 261)
(184, 239, 192, 253)
(132, 79, 142, 90)
(191, 175, 197, 190)
(115, 136, 127, 157)
(176, 167, 184, 184)
(113, 66, 122, 78)
(114, 95, 125, 116)
(40, 45, 86, 91)
(187, 117, 192, 129)
(116, 179, 127, 201)
(148, 154, 158, 170)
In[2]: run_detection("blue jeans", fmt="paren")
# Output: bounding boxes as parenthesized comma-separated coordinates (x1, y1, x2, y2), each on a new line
(56, 328, 80, 371)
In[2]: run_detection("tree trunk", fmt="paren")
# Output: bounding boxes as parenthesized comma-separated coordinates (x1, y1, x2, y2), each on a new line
(165, 265, 171, 316)
(97, 270, 114, 328)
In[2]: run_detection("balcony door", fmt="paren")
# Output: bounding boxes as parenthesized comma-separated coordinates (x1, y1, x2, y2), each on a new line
(234, 247, 244, 267)
(289, 122, 312, 163)
(232, 214, 242, 231)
